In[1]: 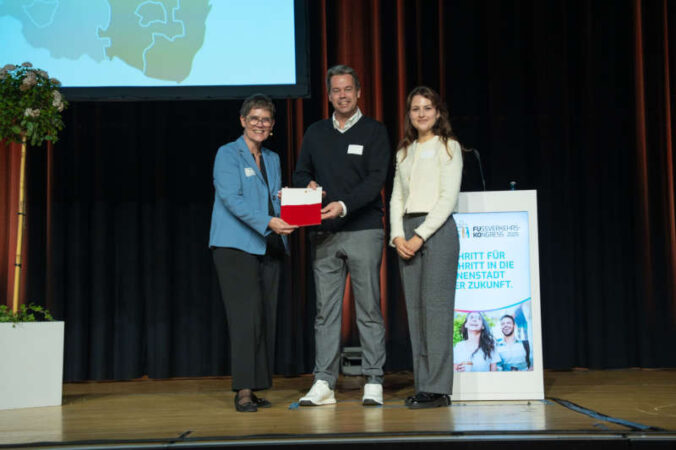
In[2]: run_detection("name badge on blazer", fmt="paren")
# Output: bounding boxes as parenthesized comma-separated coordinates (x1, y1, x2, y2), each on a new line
(347, 144, 363, 155)
(244, 167, 256, 177)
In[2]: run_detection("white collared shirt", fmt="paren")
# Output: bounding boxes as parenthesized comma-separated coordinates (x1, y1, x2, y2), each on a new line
(332, 108, 362, 133)
(389, 136, 463, 243)
(330, 108, 363, 217)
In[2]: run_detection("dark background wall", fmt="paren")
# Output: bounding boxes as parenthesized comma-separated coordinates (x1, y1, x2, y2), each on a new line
(2, 0, 674, 381)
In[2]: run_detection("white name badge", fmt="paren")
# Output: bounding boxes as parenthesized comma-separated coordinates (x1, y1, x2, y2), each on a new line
(347, 144, 364, 155)
(244, 167, 256, 177)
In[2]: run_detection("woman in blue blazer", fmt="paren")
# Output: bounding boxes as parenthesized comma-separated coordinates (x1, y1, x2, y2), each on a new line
(209, 94, 296, 412)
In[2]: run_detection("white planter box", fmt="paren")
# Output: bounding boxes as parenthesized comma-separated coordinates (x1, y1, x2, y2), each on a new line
(0, 321, 64, 410)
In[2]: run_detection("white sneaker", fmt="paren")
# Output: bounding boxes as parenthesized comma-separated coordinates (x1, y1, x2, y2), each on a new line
(299, 380, 336, 406)
(362, 383, 383, 406)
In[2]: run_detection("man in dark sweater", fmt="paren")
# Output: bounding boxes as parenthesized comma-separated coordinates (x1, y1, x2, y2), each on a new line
(294, 65, 390, 407)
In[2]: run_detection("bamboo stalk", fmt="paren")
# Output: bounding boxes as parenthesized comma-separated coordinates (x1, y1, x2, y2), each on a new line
(11, 135, 27, 313)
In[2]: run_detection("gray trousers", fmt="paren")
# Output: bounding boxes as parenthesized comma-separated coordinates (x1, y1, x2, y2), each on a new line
(399, 214, 459, 394)
(212, 247, 281, 391)
(310, 229, 386, 389)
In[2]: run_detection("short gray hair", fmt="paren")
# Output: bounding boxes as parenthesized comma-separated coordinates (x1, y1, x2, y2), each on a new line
(326, 65, 361, 94)
(240, 93, 275, 118)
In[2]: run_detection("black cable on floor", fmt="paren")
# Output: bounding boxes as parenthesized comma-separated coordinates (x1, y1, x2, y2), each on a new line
(547, 397, 665, 432)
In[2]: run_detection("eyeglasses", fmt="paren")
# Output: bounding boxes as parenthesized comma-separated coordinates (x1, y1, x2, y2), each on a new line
(246, 115, 273, 126)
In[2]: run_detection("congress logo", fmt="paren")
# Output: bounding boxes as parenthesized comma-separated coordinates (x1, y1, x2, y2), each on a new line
(472, 224, 521, 238)
(457, 221, 471, 239)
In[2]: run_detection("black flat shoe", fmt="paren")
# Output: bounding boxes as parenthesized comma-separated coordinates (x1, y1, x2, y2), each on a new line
(404, 394, 417, 406)
(405, 392, 431, 406)
(234, 393, 258, 412)
(407, 392, 451, 409)
(251, 392, 271, 408)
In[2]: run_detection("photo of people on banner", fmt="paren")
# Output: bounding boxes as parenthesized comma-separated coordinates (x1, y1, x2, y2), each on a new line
(452, 211, 534, 372)
(453, 302, 533, 372)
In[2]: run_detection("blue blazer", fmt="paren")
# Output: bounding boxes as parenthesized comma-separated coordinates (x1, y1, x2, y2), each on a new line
(209, 136, 288, 255)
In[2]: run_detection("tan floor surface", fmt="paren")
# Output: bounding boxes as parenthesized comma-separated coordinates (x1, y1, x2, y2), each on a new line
(0, 369, 674, 446)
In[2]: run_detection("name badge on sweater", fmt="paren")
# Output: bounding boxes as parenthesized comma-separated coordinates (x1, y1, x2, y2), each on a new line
(244, 167, 256, 177)
(347, 144, 363, 155)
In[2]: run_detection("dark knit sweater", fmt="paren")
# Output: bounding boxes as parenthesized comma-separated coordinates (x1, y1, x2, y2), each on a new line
(293, 116, 391, 232)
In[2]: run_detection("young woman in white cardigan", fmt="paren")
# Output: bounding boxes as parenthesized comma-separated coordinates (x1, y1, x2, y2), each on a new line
(390, 86, 463, 409)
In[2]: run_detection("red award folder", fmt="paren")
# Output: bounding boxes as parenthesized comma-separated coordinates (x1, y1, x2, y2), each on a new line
(281, 188, 322, 226)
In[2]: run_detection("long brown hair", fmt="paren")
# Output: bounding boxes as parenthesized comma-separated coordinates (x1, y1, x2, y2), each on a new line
(397, 86, 456, 159)
(461, 311, 496, 361)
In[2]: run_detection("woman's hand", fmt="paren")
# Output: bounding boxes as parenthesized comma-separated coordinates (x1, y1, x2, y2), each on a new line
(406, 235, 424, 254)
(393, 237, 415, 260)
(268, 217, 297, 235)
(455, 362, 472, 372)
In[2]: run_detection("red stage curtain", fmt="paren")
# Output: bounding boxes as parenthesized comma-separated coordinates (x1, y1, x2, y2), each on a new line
(0, 140, 29, 308)
(633, 0, 676, 336)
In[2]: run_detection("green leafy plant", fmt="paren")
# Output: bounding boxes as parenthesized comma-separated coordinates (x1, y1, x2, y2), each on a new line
(0, 62, 68, 146)
(0, 303, 54, 324)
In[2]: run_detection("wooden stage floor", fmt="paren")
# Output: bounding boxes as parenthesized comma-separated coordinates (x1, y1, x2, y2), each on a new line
(1, 369, 675, 449)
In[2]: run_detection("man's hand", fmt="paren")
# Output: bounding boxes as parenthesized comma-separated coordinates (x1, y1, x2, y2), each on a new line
(321, 201, 344, 220)
(268, 217, 298, 235)
(307, 180, 327, 198)
(393, 237, 415, 260)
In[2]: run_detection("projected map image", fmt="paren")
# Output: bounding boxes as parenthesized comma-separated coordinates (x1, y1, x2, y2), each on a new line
(100, 0, 210, 82)
(0, 0, 297, 88)
(2, 0, 111, 61)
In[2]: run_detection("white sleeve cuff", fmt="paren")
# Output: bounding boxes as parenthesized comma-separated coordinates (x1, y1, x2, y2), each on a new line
(389, 234, 404, 247)
(338, 201, 347, 217)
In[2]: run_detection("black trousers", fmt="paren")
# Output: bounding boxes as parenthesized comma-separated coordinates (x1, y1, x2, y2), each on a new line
(212, 247, 281, 391)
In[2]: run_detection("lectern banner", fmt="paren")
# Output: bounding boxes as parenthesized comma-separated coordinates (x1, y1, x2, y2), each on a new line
(452, 211, 534, 373)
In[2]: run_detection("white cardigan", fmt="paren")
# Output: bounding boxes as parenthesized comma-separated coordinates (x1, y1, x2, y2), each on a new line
(389, 136, 463, 245)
